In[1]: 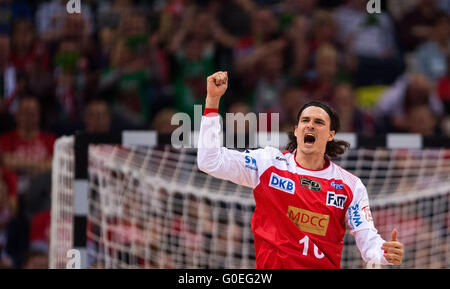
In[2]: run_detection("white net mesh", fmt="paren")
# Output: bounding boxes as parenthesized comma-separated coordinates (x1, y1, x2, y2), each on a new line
(50, 138, 450, 269)
(87, 145, 256, 269)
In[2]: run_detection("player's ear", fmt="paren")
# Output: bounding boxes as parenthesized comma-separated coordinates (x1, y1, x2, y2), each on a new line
(294, 125, 299, 138)
(328, 130, 335, 142)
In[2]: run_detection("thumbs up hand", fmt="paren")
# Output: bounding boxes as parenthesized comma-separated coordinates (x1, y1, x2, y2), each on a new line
(381, 229, 404, 265)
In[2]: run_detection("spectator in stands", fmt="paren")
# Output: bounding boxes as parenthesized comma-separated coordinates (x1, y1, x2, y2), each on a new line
(51, 36, 87, 126)
(146, 34, 173, 120)
(405, 104, 439, 136)
(303, 44, 339, 101)
(22, 249, 48, 269)
(0, 163, 17, 268)
(0, 256, 12, 268)
(9, 18, 54, 117)
(387, 0, 419, 22)
(96, 0, 136, 31)
(439, 0, 450, 15)
(157, 0, 190, 48)
(233, 6, 284, 76)
(334, 0, 403, 86)
(0, 163, 17, 217)
(0, 96, 55, 268)
(437, 57, 450, 113)
(28, 209, 50, 257)
(279, 86, 309, 132)
(285, 15, 310, 83)
(413, 13, 450, 82)
(97, 23, 117, 69)
(287, 10, 354, 85)
(10, 18, 50, 74)
(121, 10, 171, 125)
(151, 108, 177, 135)
(0, 96, 56, 193)
(374, 73, 444, 134)
(36, 0, 94, 43)
(99, 11, 151, 129)
(397, 0, 445, 52)
(334, 0, 398, 58)
(227, 101, 252, 135)
(228, 101, 251, 116)
(0, 0, 33, 35)
(308, 9, 338, 55)
(213, 3, 291, 109)
(169, 8, 217, 118)
(0, 33, 16, 133)
(441, 115, 450, 137)
(331, 83, 374, 135)
(279, 0, 319, 21)
(252, 49, 286, 115)
(83, 99, 112, 134)
(99, 39, 146, 129)
(234, 37, 287, 106)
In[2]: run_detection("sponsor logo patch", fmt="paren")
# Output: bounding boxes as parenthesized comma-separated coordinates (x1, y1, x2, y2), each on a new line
(326, 192, 347, 210)
(287, 206, 329, 236)
(348, 204, 363, 229)
(360, 200, 373, 223)
(244, 155, 257, 171)
(269, 172, 295, 195)
(330, 181, 344, 190)
(275, 156, 288, 164)
(300, 178, 321, 192)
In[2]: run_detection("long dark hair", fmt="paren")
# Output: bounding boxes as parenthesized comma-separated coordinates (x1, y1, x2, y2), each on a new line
(285, 101, 350, 158)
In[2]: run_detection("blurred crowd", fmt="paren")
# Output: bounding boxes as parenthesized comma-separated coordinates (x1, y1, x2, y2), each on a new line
(0, 0, 449, 268)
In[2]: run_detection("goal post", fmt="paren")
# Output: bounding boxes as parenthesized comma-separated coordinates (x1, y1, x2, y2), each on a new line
(50, 132, 450, 268)
(50, 136, 74, 269)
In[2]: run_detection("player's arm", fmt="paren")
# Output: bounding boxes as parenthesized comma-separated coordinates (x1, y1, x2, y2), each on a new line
(197, 71, 263, 188)
(346, 179, 404, 266)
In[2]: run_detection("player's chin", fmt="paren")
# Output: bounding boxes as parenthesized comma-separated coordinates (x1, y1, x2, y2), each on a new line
(299, 145, 316, 155)
(301, 141, 317, 151)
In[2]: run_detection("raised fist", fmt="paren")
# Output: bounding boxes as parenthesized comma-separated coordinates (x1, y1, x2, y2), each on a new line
(206, 71, 228, 100)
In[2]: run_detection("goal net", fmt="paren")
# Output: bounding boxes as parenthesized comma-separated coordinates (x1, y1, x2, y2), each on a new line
(50, 138, 450, 269)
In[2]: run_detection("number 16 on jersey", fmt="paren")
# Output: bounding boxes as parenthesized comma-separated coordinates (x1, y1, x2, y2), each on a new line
(299, 236, 324, 259)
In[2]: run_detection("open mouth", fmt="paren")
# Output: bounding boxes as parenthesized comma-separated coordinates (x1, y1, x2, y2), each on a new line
(304, 134, 316, 145)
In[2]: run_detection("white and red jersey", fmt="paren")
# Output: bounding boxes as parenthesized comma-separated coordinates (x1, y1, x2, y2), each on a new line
(197, 114, 390, 269)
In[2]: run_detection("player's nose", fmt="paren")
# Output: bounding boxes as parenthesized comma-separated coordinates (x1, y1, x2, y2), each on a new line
(305, 121, 314, 130)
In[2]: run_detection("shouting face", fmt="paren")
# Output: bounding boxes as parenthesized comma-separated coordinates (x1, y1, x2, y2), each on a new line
(294, 106, 335, 156)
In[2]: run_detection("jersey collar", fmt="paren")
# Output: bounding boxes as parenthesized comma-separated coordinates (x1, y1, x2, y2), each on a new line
(293, 149, 332, 175)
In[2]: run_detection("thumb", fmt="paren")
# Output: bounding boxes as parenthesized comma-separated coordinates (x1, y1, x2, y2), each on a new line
(391, 229, 398, 241)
